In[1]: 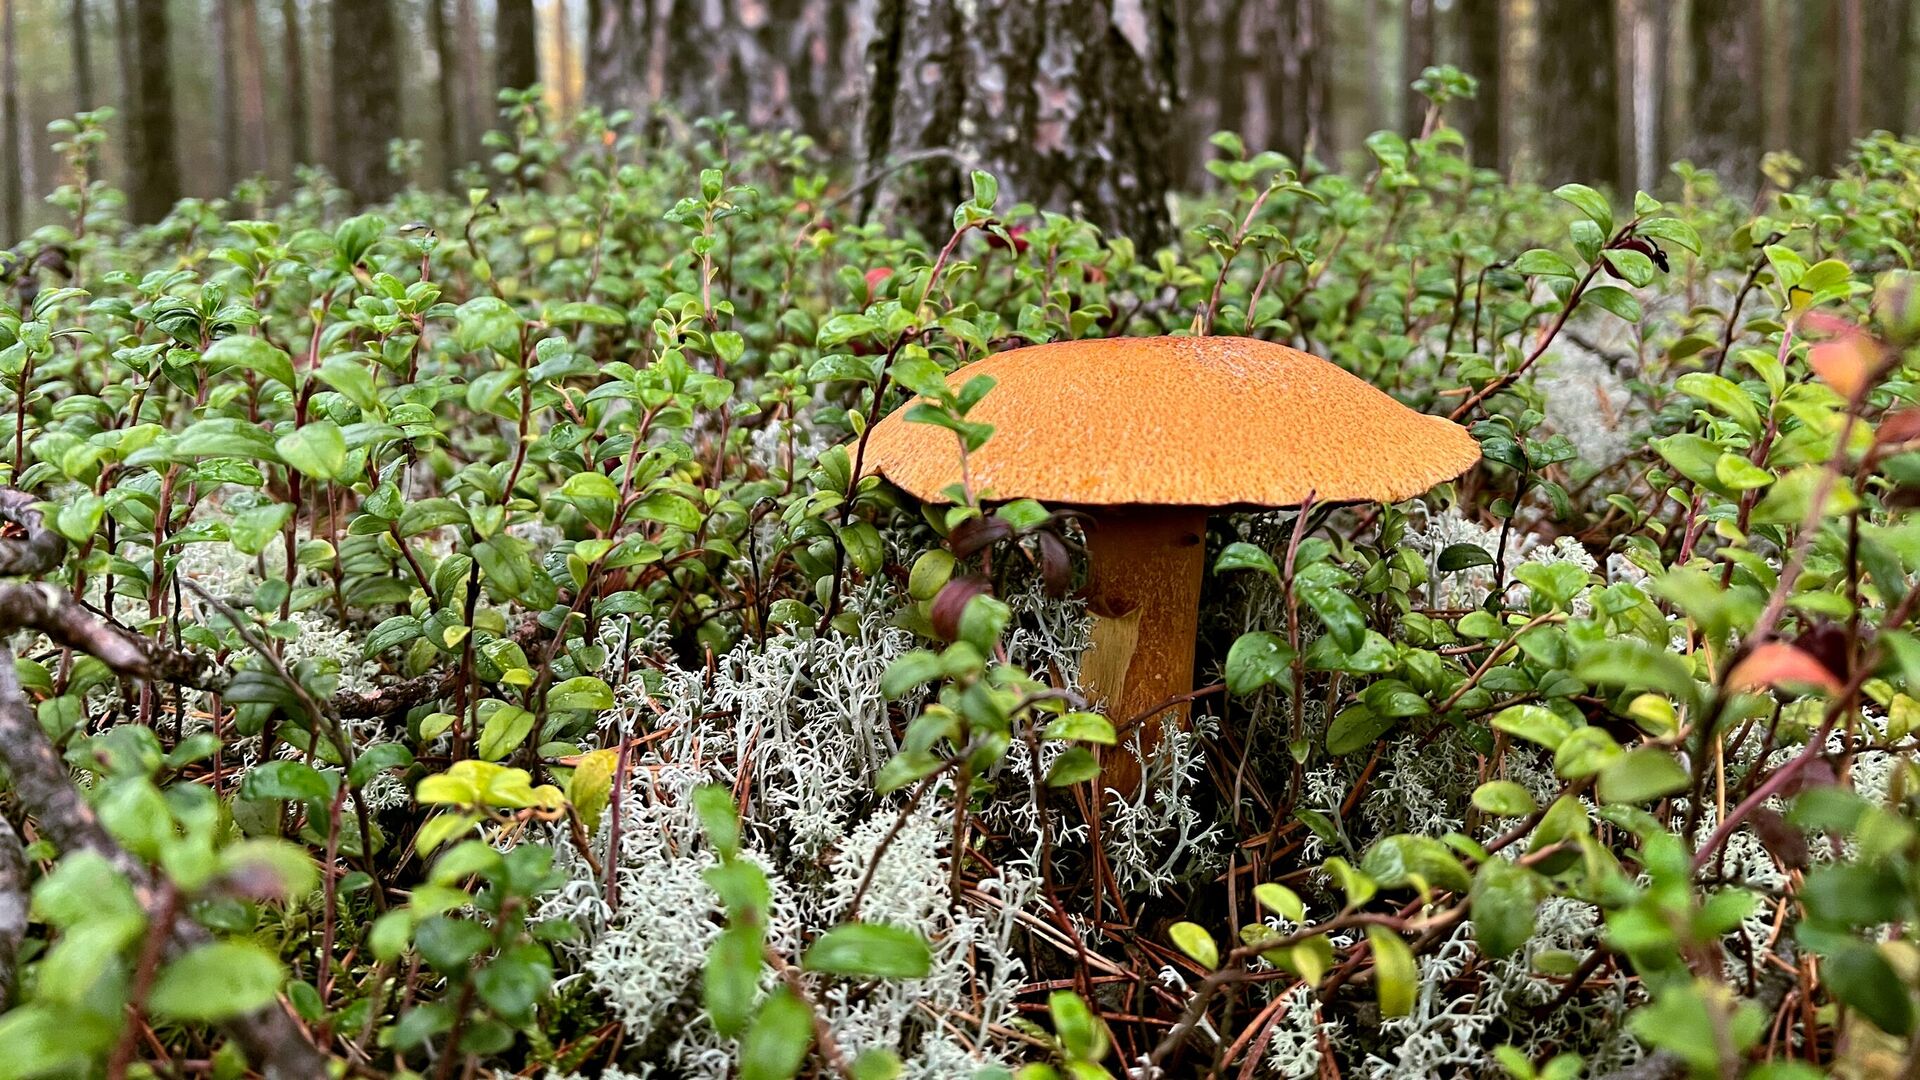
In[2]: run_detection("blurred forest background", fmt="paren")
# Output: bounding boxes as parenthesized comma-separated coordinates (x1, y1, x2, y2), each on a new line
(0, 0, 1914, 240)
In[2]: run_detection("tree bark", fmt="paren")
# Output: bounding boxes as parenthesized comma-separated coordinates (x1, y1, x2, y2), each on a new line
(859, 0, 1176, 250)
(1402, 0, 1434, 134)
(1, 0, 19, 240)
(1271, 0, 1327, 161)
(213, 0, 236, 189)
(330, 0, 402, 202)
(1687, 0, 1764, 187)
(455, 0, 489, 157)
(1833, 0, 1864, 154)
(496, 0, 540, 92)
(429, 0, 463, 180)
(1532, 0, 1618, 185)
(585, 0, 653, 120)
(230, 0, 271, 180)
(1454, 0, 1501, 167)
(1863, 0, 1914, 133)
(281, 0, 308, 172)
(128, 0, 180, 223)
(70, 0, 94, 114)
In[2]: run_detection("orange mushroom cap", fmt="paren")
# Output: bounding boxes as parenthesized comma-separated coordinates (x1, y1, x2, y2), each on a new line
(861, 335, 1481, 507)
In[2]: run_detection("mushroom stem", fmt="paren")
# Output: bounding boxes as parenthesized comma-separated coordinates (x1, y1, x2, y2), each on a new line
(1080, 506, 1208, 794)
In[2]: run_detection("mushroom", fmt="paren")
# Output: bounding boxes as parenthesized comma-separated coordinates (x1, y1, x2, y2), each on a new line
(861, 335, 1480, 790)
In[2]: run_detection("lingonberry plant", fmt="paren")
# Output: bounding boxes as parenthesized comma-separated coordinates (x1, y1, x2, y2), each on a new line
(3, 74, 1920, 1078)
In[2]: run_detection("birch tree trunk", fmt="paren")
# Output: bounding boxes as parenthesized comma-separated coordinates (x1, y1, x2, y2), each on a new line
(859, 0, 1177, 249)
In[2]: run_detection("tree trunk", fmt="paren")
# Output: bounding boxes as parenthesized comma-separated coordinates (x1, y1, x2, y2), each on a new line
(70, 0, 94, 114)
(2, 0, 20, 240)
(1532, 0, 1617, 184)
(230, 0, 270, 180)
(1687, 0, 1764, 187)
(128, 0, 181, 223)
(213, 0, 236, 189)
(330, 0, 401, 202)
(455, 0, 489, 156)
(496, 0, 540, 92)
(859, 0, 1176, 250)
(1402, 0, 1434, 134)
(429, 0, 462, 180)
(1832, 0, 1864, 155)
(585, 0, 652, 120)
(1270, 0, 1327, 162)
(1455, 0, 1501, 167)
(1863, 0, 1914, 132)
(281, 0, 308, 172)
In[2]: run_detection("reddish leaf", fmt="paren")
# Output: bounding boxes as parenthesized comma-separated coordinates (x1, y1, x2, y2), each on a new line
(930, 576, 991, 641)
(1808, 334, 1877, 400)
(1726, 642, 1845, 696)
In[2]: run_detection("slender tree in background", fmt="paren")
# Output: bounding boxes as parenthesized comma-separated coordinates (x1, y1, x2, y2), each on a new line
(1454, 0, 1500, 167)
(2, 0, 20, 240)
(1687, 0, 1764, 186)
(860, 0, 1178, 249)
(281, 0, 308, 172)
(586, 0, 654, 121)
(497, 0, 540, 91)
(1833, 0, 1864, 161)
(69, 0, 93, 114)
(330, 0, 401, 201)
(1864, 0, 1914, 133)
(212, 0, 235, 188)
(456, 0, 489, 160)
(1532, 0, 1617, 184)
(1272, 0, 1328, 162)
(429, 0, 463, 180)
(128, 0, 180, 223)
(229, 0, 270, 180)
(1401, 0, 1433, 135)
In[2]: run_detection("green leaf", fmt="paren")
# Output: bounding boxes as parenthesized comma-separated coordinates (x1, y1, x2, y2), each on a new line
(694, 784, 741, 859)
(1047, 990, 1110, 1063)
(275, 420, 349, 481)
(1470, 859, 1540, 957)
(1512, 248, 1577, 278)
(547, 675, 615, 712)
(1575, 640, 1701, 708)
(1471, 780, 1537, 817)
(1366, 926, 1417, 1017)
(1042, 712, 1117, 745)
(1168, 921, 1219, 969)
(705, 923, 764, 1037)
(454, 295, 525, 356)
(476, 704, 535, 761)
(1214, 541, 1280, 578)
(1581, 285, 1643, 323)
(1491, 704, 1573, 750)
(1553, 183, 1613, 231)
(1325, 703, 1396, 756)
(738, 988, 814, 1080)
(1596, 748, 1691, 804)
(241, 760, 335, 803)
(1046, 747, 1101, 787)
(1437, 543, 1495, 571)
(803, 923, 934, 979)
(147, 942, 285, 1021)
(204, 334, 297, 391)
(1821, 941, 1916, 1035)
(1224, 631, 1296, 695)
(1674, 372, 1762, 434)
(1253, 883, 1306, 922)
